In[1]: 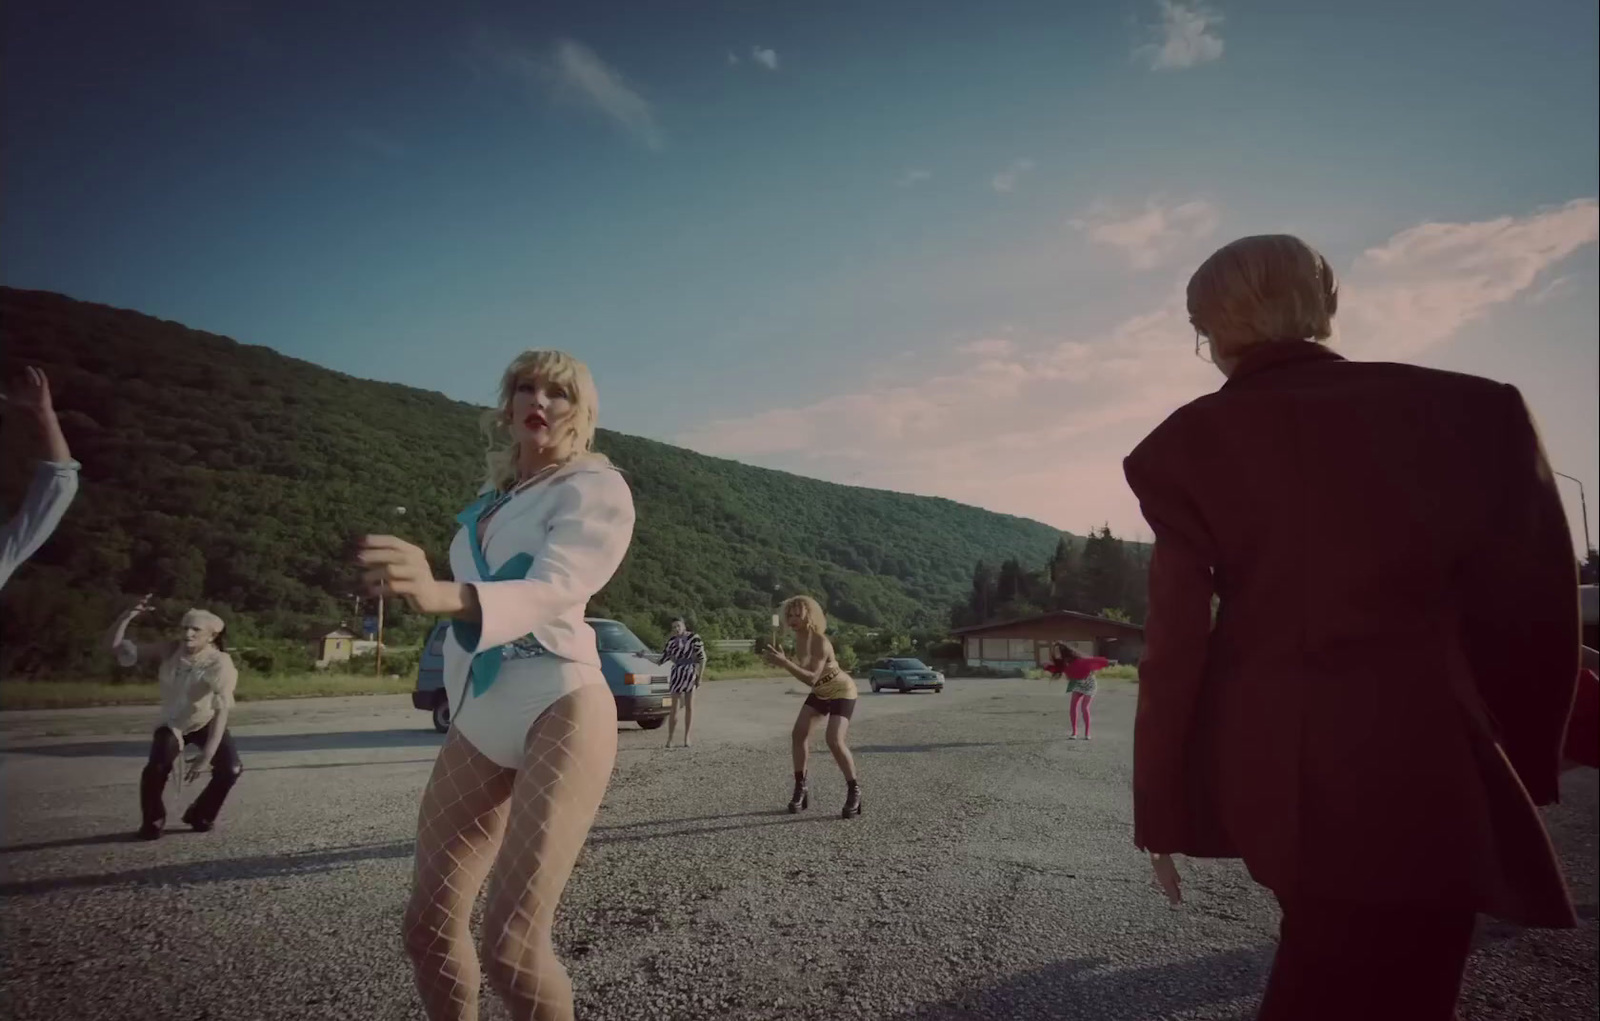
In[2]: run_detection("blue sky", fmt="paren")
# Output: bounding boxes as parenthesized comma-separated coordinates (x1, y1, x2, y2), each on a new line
(5, 0, 1597, 550)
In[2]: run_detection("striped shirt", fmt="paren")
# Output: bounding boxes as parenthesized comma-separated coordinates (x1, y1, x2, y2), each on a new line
(662, 632, 707, 693)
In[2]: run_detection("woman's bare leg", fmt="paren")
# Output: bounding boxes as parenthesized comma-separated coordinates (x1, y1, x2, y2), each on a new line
(825, 715, 856, 782)
(791, 706, 822, 775)
(681, 688, 694, 747)
(664, 694, 679, 748)
(479, 684, 618, 1021)
(402, 729, 516, 1021)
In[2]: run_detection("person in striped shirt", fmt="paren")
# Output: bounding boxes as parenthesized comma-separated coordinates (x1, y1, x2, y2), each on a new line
(661, 618, 707, 748)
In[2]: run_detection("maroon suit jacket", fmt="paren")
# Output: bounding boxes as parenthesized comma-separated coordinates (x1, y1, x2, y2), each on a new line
(1123, 341, 1580, 927)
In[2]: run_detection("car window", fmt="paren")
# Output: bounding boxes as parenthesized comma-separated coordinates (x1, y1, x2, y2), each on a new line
(890, 658, 929, 670)
(592, 620, 650, 654)
(426, 625, 448, 655)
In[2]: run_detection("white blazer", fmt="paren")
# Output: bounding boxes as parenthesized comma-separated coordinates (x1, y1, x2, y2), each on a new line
(444, 457, 636, 684)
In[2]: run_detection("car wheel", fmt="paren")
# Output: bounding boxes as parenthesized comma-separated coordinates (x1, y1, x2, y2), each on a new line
(898, 681, 909, 693)
(637, 717, 666, 730)
(431, 699, 451, 734)
(871, 683, 880, 693)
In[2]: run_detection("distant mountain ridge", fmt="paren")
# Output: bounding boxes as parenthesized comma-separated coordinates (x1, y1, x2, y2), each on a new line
(0, 286, 1070, 676)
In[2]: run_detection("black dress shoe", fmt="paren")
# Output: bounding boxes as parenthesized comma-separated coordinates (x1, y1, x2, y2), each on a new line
(181, 807, 212, 833)
(136, 821, 163, 841)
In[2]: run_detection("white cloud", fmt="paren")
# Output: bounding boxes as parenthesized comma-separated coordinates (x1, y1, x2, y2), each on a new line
(1338, 197, 1599, 359)
(1137, 1, 1225, 71)
(896, 169, 933, 188)
(751, 46, 779, 70)
(548, 39, 663, 148)
(1070, 197, 1220, 269)
(673, 198, 1599, 539)
(991, 158, 1035, 194)
(1528, 275, 1573, 305)
(470, 32, 662, 149)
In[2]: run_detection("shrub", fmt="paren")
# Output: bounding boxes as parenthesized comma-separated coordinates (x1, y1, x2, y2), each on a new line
(238, 648, 277, 675)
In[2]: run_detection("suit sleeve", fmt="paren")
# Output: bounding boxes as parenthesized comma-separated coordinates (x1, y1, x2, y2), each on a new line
(1460, 385, 1580, 804)
(1124, 443, 1218, 852)
(464, 470, 637, 652)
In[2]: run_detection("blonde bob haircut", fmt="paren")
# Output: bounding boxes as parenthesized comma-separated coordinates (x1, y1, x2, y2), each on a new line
(1187, 234, 1339, 360)
(480, 349, 609, 493)
(781, 594, 828, 635)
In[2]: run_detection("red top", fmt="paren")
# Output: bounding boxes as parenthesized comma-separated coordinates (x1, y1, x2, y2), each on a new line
(1045, 656, 1109, 680)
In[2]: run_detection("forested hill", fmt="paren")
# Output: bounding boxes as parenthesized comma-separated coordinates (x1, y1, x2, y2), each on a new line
(0, 287, 1068, 677)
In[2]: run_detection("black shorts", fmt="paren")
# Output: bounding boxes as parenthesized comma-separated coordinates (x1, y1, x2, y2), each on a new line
(804, 693, 857, 719)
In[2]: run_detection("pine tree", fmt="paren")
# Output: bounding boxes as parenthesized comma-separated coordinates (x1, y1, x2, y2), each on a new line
(969, 560, 997, 624)
(1048, 535, 1083, 612)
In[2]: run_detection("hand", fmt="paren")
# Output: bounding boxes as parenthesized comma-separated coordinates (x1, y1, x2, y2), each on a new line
(6, 366, 56, 419)
(355, 535, 455, 614)
(127, 593, 156, 618)
(1150, 852, 1183, 907)
(185, 756, 211, 784)
(758, 643, 787, 667)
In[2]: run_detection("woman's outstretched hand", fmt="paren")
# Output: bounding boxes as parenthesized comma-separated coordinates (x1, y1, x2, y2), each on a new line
(355, 535, 455, 614)
(758, 643, 788, 667)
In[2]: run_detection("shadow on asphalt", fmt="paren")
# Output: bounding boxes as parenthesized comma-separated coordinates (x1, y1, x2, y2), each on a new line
(3, 729, 446, 759)
(589, 810, 837, 847)
(853, 741, 1011, 754)
(1, 809, 849, 894)
(0, 840, 416, 897)
(884, 946, 1270, 1021)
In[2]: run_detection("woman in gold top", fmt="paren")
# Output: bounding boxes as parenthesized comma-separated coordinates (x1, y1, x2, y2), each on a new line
(760, 595, 862, 818)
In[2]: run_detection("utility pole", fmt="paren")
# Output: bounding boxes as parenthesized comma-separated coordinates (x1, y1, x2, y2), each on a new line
(376, 506, 407, 677)
(1555, 471, 1593, 568)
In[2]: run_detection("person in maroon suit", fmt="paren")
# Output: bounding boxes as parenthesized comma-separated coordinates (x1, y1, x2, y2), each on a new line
(1123, 234, 1582, 1021)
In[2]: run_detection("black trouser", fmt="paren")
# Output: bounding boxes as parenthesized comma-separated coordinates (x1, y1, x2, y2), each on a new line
(1258, 896, 1477, 1021)
(139, 721, 243, 827)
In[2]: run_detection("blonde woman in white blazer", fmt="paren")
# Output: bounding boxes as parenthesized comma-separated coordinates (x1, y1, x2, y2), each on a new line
(357, 349, 635, 1021)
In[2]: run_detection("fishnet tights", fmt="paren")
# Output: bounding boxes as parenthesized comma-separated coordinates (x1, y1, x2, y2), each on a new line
(403, 684, 617, 1021)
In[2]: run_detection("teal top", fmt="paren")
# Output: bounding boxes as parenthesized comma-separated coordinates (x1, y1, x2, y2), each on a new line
(451, 491, 537, 700)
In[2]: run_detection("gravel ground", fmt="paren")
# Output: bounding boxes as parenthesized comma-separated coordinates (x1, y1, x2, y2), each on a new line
(0, 678, 1594, 1021)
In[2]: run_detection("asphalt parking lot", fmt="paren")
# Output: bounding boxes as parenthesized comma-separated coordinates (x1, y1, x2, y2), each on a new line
(1, 677, 1594, 1020)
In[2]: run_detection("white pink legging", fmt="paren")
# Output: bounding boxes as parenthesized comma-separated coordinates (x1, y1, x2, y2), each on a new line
(1069, 692, 1092, 737)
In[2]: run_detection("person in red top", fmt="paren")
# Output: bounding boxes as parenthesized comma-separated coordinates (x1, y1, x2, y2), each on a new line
(1043, 643, 1111, 740)
(1566, 649, 1599, 770)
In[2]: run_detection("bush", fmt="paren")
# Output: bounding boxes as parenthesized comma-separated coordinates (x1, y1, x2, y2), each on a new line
(238, 648, 278, 675)
(945, 663, 1025, 679)
(380, 649, 420, 679)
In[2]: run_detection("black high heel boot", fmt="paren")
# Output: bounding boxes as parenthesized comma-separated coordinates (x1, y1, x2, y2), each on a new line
(787, 774, 810, 813)
(841, 780, 862, 819)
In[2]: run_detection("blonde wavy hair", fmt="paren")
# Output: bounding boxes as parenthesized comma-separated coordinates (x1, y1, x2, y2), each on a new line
(780, 594, 831, 662)
(480, 349, 609, 493)
(1187, 234, 1339, 362)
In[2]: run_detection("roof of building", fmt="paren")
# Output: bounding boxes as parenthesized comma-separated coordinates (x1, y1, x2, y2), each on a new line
(951, 610, 1145, 636)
